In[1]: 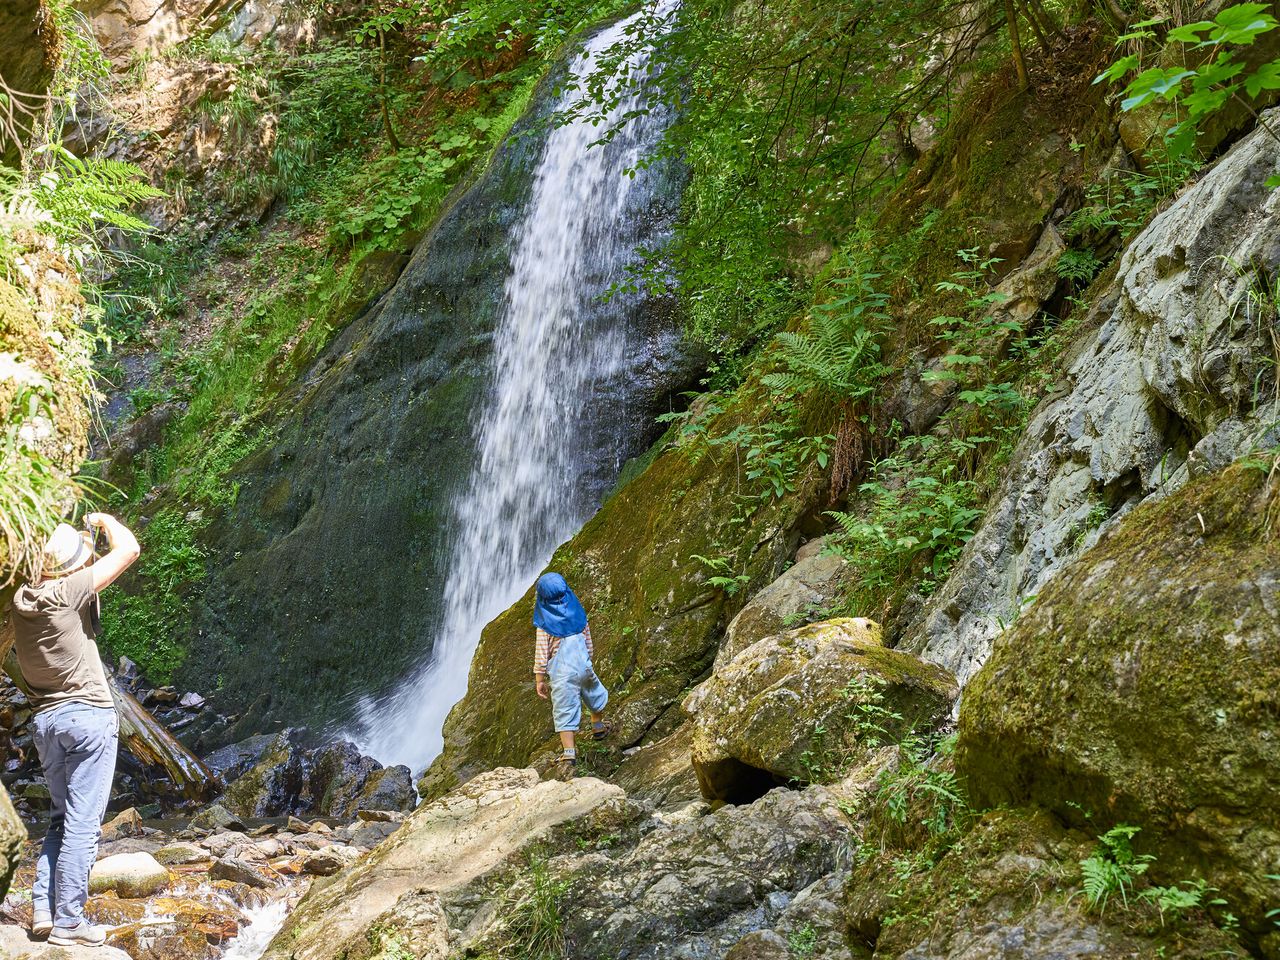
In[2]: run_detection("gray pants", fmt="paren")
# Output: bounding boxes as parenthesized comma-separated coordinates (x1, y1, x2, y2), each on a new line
(30, 703, 118, 929)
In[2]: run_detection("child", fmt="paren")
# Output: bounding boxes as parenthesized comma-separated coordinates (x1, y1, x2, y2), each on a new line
(532, 572, 610, 776)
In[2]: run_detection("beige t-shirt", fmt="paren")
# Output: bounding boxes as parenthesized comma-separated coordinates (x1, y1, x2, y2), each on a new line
(10, 568, 115, 714)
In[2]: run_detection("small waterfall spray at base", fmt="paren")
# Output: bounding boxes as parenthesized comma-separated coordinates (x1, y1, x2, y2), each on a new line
(349, 1, 678, 774)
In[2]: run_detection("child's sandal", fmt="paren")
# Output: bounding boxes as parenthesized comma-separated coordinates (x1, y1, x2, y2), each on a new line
(591, 719, 613, 741)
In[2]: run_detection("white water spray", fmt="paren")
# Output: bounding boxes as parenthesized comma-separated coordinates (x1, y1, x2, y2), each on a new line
(351, 2, 677, 773)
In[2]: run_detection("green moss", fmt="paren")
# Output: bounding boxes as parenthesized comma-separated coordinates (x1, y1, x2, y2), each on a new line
(99, 509, 207, 682)
(958, 464, 1280, 941)
(848, 807, 1242, 958)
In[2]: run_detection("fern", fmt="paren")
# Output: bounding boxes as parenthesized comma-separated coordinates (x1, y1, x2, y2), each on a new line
(762, 262, 891, 404)
(1079, 824, 1155, 914)
(30, 146, 163, 239)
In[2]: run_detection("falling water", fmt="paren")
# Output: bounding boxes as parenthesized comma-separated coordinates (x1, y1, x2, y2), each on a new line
(351, 2, 679, 773)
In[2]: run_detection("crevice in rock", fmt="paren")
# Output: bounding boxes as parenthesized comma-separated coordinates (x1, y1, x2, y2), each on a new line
(693, 756, 792, 806)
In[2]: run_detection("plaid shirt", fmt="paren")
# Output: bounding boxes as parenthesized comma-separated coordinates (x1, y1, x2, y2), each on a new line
(533, 622, 593, 675)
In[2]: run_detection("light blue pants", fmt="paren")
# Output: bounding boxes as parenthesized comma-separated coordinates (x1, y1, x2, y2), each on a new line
(547, 633, 609, 733)
(30, 702, 118, 929)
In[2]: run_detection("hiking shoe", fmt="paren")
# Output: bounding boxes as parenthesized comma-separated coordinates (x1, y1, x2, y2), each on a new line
(31, 912, 52, 938)
(48, 922, 108, 947)
(554, 755, 577, 781)
(590, 719, 613, 741)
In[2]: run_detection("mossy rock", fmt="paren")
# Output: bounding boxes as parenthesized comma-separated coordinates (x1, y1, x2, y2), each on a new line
(846, 807, 1241, 958)
(957, 464, 1280, 944)
(685, 618, 956, 803)
(420, 397, 823, 800)
(0, 781, 22, 901)
(0, 236, 92, 581)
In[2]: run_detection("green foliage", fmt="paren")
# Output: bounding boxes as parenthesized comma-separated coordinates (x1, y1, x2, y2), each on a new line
(1139, 878, 1222, 927)
(99, 510, 206, 682)
(829, 438, 983, 602)
(1096, 3, 1280, 166)
(787, 924, 818, 958)
(564, 0, 989, 354)
(1055, 247, 1102, 285)
(763, 258, 892, 407)
(3, 148, 161, 271)
(1079, 825, 1154, 914)
(690, 553, 750, 595)
(500, 858, 569, 960)
(0, 389, 76, 584)
(826, 250, 1052, 612)
(877, 732, 968, 839)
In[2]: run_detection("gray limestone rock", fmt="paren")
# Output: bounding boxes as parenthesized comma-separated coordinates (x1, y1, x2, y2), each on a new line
(904, 107, 1280, 687)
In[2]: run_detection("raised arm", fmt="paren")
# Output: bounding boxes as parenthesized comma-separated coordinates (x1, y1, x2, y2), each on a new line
(86, 513, 140, 592)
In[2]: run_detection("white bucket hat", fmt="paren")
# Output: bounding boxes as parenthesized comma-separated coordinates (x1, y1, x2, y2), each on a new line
(41, 523, 91, 577)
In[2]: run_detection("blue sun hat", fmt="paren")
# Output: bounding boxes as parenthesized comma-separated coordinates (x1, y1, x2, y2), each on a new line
(533, 573, 587, 637)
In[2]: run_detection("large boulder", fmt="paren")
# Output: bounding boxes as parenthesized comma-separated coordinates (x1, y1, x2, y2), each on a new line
(957, 465, 1280, 945)
(687, 619, 956, 803)
(846, 807, 1238, 959)
(354, 764, 415, 814)
(546, 785, 852, 960)
(261, 768, 623, 960)
(88, 852, 172, 899)
(305, 739, 381, 818)
(718, 540, 852, 666)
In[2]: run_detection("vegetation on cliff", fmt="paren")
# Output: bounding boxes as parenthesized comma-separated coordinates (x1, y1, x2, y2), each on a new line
(4, 0, 1280, 952)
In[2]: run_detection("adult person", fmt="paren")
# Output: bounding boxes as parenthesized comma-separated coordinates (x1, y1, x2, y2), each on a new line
(10, 514, 139, 947)
(531, 572, 611, 778)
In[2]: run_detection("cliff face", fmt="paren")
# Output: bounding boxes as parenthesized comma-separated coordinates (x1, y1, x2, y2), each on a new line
(906, 107, 1280, 686)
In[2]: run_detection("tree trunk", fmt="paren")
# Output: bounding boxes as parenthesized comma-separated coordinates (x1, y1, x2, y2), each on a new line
(1004, 0, 1030, 91)
(379, 28, 402, 153)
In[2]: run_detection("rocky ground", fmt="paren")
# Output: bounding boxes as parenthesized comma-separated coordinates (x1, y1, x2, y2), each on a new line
(0, 653, 416, 959)
(0, 801, 406, 958)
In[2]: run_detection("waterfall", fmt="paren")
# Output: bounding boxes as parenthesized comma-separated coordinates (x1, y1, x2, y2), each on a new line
(350, 1, 678, 773)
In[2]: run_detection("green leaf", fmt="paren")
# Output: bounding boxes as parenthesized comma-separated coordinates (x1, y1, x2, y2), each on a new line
(1094, 54, 1140, 85)
(1163, 120, 1199, 159)
(1166, 20, 1214, 42)
(1210, 3, 1278, 44)
(1245, 60, 1280, 97)
(1265, 173, 1280, 188)
(1182, 86, 1232, 117)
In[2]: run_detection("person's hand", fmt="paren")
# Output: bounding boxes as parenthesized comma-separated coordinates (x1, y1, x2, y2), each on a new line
(85, 513, 109, 529)
(536, 676, 549, 699)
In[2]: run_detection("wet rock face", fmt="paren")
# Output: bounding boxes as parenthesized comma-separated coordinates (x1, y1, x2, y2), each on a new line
(905, 107, 1280, 687)
(686, 619, 956, 804)
(957, 466, 1280, 943)
(218, 731, 415, 819)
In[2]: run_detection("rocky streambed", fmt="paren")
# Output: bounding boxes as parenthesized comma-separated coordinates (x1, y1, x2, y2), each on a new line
(0, 653, 418, 959)
(0, 803, 406, 959)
